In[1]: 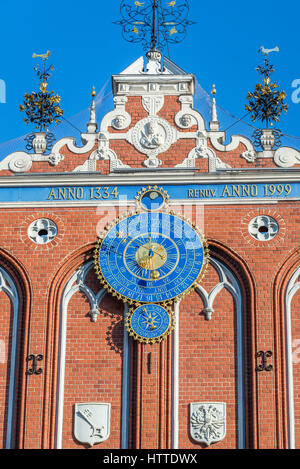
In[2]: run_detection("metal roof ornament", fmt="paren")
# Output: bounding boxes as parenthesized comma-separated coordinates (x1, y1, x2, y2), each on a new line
(19, 52, 64, 133)
(114, 0, 194, 53)
(19, 52, 64, 154)
(245, 48, 288, 152)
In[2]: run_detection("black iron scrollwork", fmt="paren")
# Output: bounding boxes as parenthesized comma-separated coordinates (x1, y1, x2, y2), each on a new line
(256, 350, 273, 372)
(26, 354, 44, 375)
(252, 128, 282, 151)
(114, 0, 194, 52)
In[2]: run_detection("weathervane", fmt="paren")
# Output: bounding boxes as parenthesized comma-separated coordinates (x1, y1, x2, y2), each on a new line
(114, 0, 194, 52)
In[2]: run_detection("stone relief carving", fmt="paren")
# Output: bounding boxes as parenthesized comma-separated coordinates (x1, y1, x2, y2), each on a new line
(274, 146, 300, 167)
(180, 114, 193, 128)
(111, 115, 126, 130)
(8, 152, 33, 173)
(142, 95, 164, 116)
(0, 133, 96, 174)
(174, 95, 205, 131)
(100, 96, 131, 132)
(140, 120, 165, 150)
(175, 131, 231, 172)
(74, 403, 111, 447)
(241, 149, 257, 163)
(128, 116, 177, 168)
(190, 403, 226, 446)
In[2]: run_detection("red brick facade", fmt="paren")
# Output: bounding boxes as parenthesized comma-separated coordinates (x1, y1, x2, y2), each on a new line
(0, 56, 299, 449)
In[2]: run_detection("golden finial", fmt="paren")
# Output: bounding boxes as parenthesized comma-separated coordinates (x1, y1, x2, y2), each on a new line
(40, 82, 48, 93)
(91, 86, 96, 98)
(211, 84, 217, 96)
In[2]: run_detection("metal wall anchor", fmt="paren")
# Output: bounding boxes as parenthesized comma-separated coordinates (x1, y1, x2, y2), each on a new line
(256, 350, 273, 372)
(26, 354, 43, 375)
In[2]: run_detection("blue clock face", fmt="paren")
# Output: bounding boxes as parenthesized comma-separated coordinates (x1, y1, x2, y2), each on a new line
(127, 304, 173, 343)
(95, 211, 206, 304)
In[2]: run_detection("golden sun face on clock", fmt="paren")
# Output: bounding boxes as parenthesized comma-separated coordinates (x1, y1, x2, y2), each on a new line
(135, 239, 167, 271)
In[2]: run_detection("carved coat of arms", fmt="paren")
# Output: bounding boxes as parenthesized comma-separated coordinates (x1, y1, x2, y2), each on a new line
(190, 402, 226, 446)
(74, 403, 111, 447)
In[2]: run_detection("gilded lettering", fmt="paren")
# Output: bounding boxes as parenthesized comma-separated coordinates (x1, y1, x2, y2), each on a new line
(47, 188, 58, 200)
(221, 185, 231, 197)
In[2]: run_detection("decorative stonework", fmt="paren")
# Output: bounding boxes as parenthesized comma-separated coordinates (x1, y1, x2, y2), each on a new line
(128, 116, 177, 168)
(0, 133, 96, 173)
(180, 114, 193, 128)
(196, 258, 240, 321)
(31, 132, 48, 154)
(8, 152, 33, 173)
(142, 95, 164, 115)
(111, 115, 127, 130)
(210, 133, 255, 156)
(241, 149, 257, 163)
(190, 402, 226, 446)
(248, 215, 279, 241)
(20, 212, 65, 251)
(176, 132, 231, 172)
(274, 146, 300, 167)
(240, 209, 285, 248)
(74, 403, 111, 447)
(28, 218, 58, 244)
(174, 95, 205, 131)
(100, 96, 131, 132)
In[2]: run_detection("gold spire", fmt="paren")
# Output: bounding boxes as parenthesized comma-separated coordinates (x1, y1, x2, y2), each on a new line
(211, 84, 216, 96)
(91, 86, 96, 98)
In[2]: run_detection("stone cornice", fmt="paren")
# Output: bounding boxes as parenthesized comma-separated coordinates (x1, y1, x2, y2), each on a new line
(2, 168, 300, 187)
(112, 74, 195, 96)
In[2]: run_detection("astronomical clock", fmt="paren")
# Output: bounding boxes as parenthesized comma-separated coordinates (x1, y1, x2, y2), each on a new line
(94, 186, 209, 344)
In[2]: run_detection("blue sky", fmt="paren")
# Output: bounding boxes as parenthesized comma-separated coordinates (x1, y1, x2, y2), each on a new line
(0, 0, 300, 146)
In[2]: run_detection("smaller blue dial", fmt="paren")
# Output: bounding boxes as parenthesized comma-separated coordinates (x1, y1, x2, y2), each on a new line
(128, 304, 172, 343)
(140, 190, 165, 211)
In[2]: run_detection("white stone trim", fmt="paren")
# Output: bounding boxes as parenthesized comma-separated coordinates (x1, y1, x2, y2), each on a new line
(112, 74, 194, 97)
(121, 303, 130, 449)
(171, 258, 245, 449)
(196, 258, 245, 448)
(285, 265, 300, 449)
(118, 55, 188, 77)
(274, 147, 300, 168)
(1, 171, 300, 186)
(0, 267, 20, 449)
(174, 95, 205, 132)
(171, 301, 180, 449)
(209, 133, 255, 154)
(0, 198, 282, 210)
(0, 134, 97, 174)
(55, 261, 129, 448)
(100, 96, 131, 133)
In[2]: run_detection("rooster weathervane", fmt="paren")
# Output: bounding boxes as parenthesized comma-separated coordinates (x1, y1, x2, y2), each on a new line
(114, 0, 194, 52)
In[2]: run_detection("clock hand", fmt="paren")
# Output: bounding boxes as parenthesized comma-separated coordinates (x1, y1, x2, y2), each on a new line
(152, 249, 166, 260)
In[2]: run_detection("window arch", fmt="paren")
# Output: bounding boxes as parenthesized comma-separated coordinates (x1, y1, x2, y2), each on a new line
(0, 267, 19, 449)
(55, 261, 130, 449)
(285, 265, 300, 449)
